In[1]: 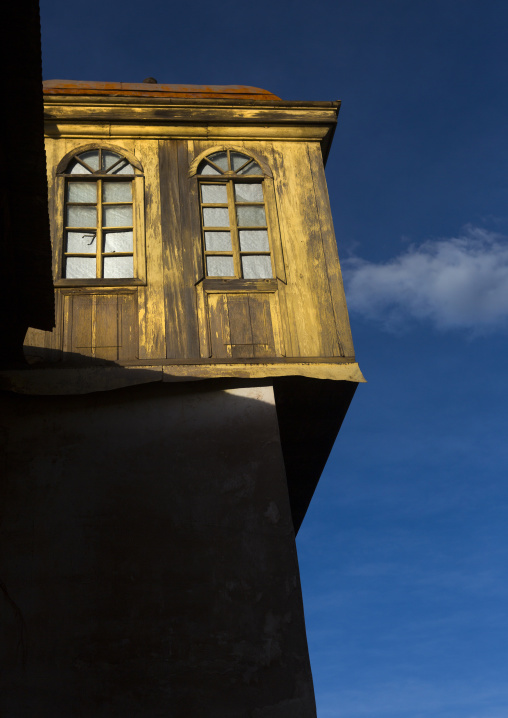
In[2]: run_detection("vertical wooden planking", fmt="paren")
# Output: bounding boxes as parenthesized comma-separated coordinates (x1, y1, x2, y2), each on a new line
(188, 140, 212, 358)
(135, 140, 166, 359)
(228, 293, 254, 359)
(248, 295, 269, 345)
(206, 291, 282, 359)
(267, 141, 309, 356)
(176, 140, 201, 356)
(160, 139, 202, 358)
(186, 140, 205, 285)
(207, 293, 231, 358)
(227, 295, 253, 346)
(159, 139, 185, 358)
(270, 141, 340, 357)
(306, 142, 355, 357)
(61, 293, 72, 355)
(94, 295, 119, 361)
(230, 344, 254, 359)
(249, 295, 277, 358)
(227, 294, 253, 359)
(132, 176, 147, 285)
(44, 138, 59, 282)
(118, 293, 139, 361)
(270, 293, 286, 357)
(70, 294, 93, 359)
(196, 286, 211, 358)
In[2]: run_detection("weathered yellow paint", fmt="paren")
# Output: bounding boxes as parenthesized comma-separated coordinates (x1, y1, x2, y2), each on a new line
(306, 142, 355, 357)
(269, 141, 341, 357)
(45, 124, 330, 143)
(134, 140, 166, 359)
(25, 91, 361, 383)
(43, 98, 339, 127)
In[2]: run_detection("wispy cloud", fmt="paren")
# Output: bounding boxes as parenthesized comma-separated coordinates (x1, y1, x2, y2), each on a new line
(343, 227, 508, 332)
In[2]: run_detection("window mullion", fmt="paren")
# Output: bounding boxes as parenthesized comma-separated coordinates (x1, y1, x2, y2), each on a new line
(97, 179, 102, 278)
(227, 180, 241, 278)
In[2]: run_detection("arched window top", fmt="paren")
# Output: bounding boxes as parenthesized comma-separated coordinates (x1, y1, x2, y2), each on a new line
(197, 150, 264, 177)
(65, 149, 135, 176)
(57, 145, 144, 176)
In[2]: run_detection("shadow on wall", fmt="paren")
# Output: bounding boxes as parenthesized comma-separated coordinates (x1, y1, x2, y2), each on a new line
(0, 380, 317, 718)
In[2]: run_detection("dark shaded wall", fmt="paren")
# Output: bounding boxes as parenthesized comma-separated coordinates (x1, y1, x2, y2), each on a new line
(0, 382, 316, 718)
(274, 377, 357, 532)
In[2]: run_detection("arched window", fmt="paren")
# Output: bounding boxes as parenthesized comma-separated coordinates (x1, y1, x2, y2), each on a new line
(56, 147, 145, 283)
(197, 150, 273, 279)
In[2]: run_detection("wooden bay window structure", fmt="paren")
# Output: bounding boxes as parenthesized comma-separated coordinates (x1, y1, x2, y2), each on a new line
(23, 79, 363, 374)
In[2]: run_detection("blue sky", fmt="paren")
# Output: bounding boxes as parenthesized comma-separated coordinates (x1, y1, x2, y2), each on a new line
(40, 1, 508, 715)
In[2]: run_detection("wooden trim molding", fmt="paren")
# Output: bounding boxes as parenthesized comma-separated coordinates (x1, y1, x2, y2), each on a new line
(56, 142, 143, 174)
(188, 145, 273, 178)
(200, 278, 278, 292)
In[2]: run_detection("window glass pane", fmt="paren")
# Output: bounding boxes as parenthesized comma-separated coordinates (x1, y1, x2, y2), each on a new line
(208, 152, 228, 171)
(234, 183, 263, 202)
(67, 182, 97, 202)
(68, 159, 92, 175)
(103, 256, 134, 278)
(104, 231, 133, 253)
(239, 230, 269, 252)
(241, 255, 273, 279)
(111, 160, 134, 175)
(199, 161, 221, 175)
(203, 207, 229, 227)
(238, 161, 263, 175)
(66, 231, 96, 253)
(231, 152, 251, 171)
(65, 257, 96, 278)
(201, 184, 228, 203)
(206, 256, 235, 277)
(236, 206, 266, 226)
(77, 150, 99, 171)
(103, 205, 133, 227)
(102, 150, 122, 171)
(204, 231, 232, 251)
(66, 206, 97, 227)
(103, 182, 132, 202)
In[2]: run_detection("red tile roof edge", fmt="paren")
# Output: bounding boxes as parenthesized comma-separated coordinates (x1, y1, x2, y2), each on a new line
(43, 80, 281, 101)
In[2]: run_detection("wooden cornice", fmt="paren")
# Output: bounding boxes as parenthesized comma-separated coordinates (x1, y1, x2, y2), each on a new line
(44, 96, 340, 160)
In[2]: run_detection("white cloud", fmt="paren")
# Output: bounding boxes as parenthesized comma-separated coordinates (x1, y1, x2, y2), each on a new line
(343, 227, 508, 332)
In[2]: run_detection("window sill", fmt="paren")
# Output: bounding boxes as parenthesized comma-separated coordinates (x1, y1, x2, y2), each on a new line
(201, 278, 278, 292)
(54, 278, 146, 288)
